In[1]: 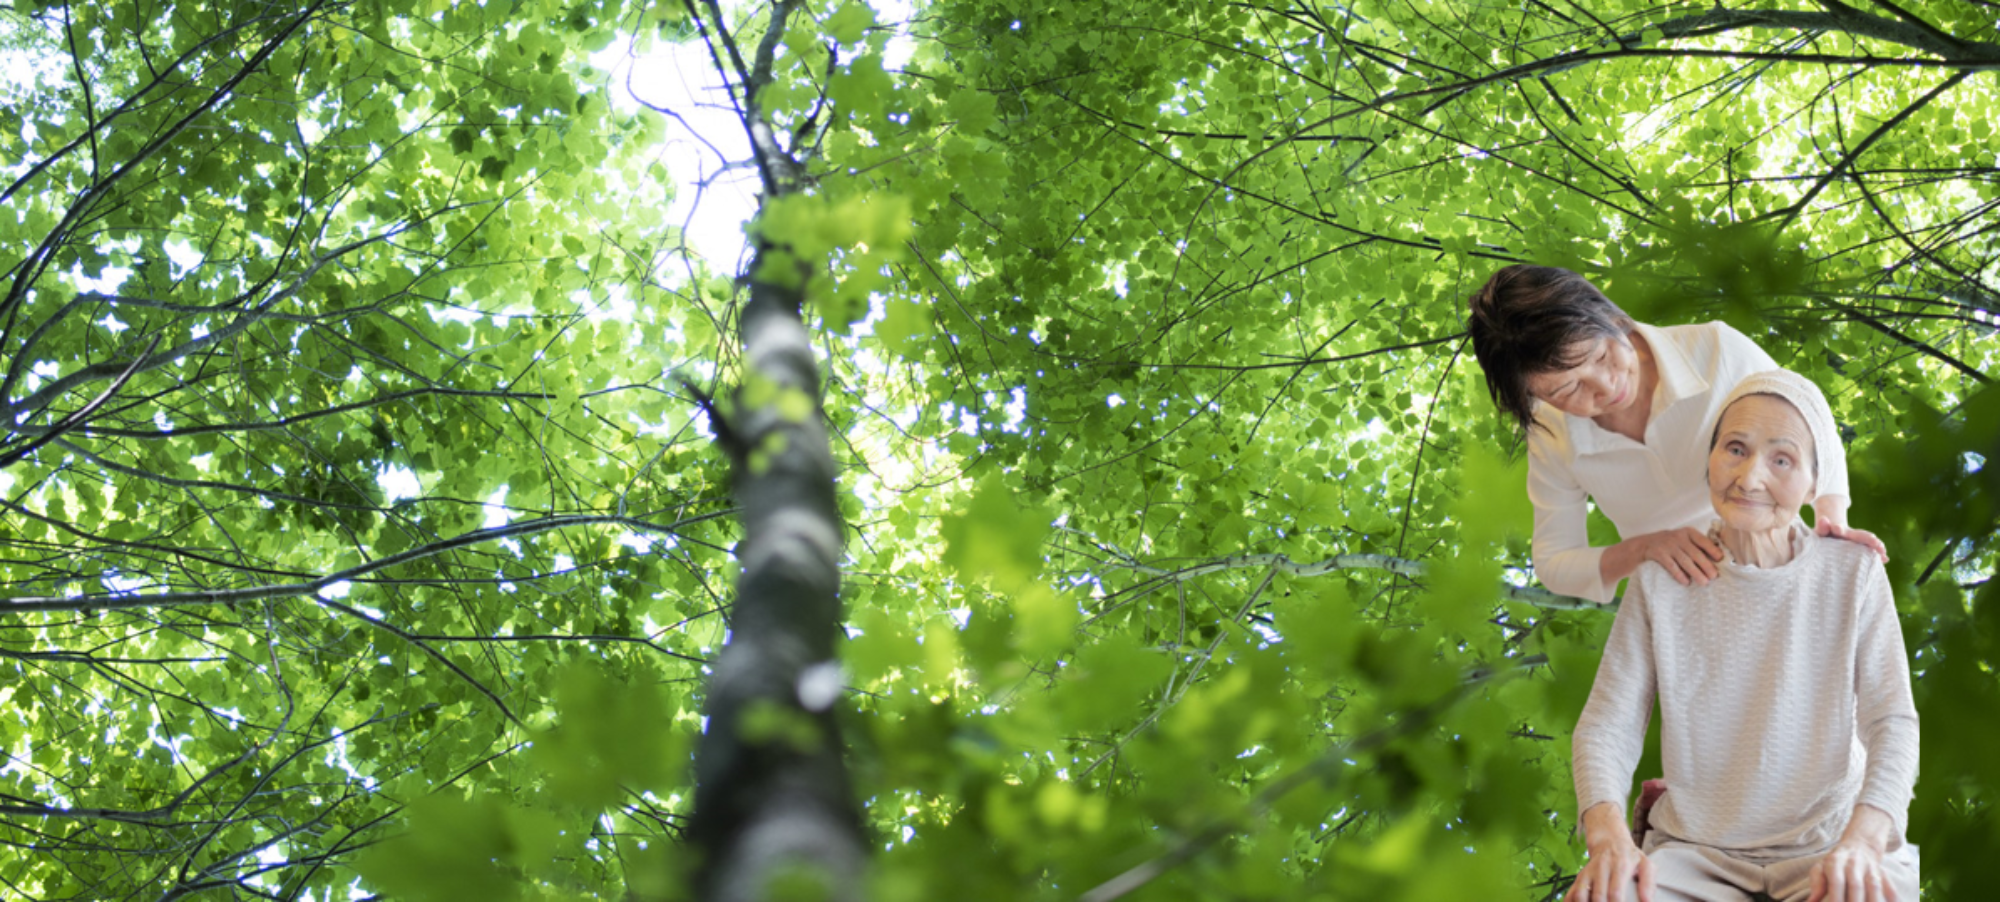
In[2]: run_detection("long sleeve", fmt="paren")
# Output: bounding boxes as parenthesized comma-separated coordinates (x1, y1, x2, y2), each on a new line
(1851, 560, 1919, 839)
(1527, 434, 1613, 603)
(1571, 577, 1656, 818)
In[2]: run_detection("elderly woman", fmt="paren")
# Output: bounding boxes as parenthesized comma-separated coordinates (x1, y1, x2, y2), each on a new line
(1467, 265, 1884, 605)
(1566, 369, 1920, 902)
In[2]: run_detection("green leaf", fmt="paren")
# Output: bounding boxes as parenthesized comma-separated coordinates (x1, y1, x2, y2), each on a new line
(827, 1, 875, 45)
(354, 792, 556, 902)
(940, 475, 1050, 591)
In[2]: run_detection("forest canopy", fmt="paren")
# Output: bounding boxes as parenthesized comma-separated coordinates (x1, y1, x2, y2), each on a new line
(1, 0, 1995, 899)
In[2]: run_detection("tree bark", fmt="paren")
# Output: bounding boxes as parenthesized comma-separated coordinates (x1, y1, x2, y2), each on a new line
(686, 246, 867, 902)
(683, 1, 866, 898)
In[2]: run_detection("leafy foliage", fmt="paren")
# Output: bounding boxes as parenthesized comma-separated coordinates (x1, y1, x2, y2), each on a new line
(1, 0, 1995, 899)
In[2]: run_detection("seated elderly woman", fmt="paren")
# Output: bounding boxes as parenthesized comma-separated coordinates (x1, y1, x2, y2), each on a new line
(1567, 369, 1920, 902)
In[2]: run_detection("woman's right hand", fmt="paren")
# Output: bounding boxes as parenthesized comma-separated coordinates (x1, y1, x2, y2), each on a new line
(1629, 527, 1724, 587)
(1567, 803, 1655, 902)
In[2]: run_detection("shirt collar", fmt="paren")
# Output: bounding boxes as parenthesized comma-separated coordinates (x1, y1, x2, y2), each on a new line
(1634, 321, 1709, 406)
(1555, 322, 1707, 452)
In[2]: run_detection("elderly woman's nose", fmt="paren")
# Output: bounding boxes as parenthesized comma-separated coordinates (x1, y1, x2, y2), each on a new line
(1740, 457, 1778, 489)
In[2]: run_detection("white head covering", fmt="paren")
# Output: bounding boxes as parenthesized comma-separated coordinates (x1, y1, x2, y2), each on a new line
(1715, 368, 1839, 493)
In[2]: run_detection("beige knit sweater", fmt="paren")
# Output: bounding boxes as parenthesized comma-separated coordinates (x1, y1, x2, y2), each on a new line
(1571, 524, 1920, 859)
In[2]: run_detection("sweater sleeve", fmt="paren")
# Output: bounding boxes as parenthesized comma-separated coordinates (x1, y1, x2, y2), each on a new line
(1528, 431, 1613, 604)
(1572, 574, 1657, 820)
(1852, 558, 1919, 839)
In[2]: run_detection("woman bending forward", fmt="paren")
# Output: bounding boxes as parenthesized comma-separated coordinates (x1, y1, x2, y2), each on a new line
(1468, 265, 1883, 604)
(1568, 369, 1919, 902)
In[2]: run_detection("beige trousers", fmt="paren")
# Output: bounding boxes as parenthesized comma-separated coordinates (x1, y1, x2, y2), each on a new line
(1640, 836, 1921, 902)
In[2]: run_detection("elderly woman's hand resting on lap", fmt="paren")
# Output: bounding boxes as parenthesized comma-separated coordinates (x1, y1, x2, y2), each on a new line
(1568, 801, 1656, 902)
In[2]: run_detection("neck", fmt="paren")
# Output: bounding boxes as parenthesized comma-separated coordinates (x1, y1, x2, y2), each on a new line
(1716, 523, 1797, 568)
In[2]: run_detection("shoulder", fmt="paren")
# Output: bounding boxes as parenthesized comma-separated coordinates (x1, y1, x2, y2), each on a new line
(1525, 404, 1576, 460)
(1659, 320, 1765, 367)
(1624, 563, 1680, 609)
(1803, 533, 1890, 611)
(1809, 531, 1877, 578)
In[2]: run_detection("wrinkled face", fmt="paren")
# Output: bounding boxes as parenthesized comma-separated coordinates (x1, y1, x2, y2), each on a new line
(1524, 334, 1642, 420)
(1708, 394, 1817, 533)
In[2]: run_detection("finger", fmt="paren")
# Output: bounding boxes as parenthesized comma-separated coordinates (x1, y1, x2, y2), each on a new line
(1816, 519, 1837, 537)
(1672, 552, 1704, 588)
(1616, 856, 1645, 902)
(1870, 867, 1888, 902)
(1637, 855, 1656, 902)
(1807, 863, 1827, 902)
(1662, 556, 1690, 586)
(1691, 550, 1718, 581)
(1829, 856, 1852, 902)
(1689, 530, 1724, 560)
(1600, 860, 1632, 902)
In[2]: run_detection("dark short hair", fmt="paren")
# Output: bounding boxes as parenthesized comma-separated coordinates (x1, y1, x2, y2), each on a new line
(1466, 265, 1636, 434)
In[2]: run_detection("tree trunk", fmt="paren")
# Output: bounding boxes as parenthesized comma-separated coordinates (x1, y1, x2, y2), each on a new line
(683, 3, 866, 897)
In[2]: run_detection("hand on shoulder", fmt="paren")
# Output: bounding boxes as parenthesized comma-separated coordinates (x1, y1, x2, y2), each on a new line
(1815, 518, 1887, 563)
(1632, 527, 1724, 589)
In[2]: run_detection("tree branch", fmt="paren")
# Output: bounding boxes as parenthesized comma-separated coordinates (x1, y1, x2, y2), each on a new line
(0, 335, 156, 470)
(1764, 69, 1971, 233)
(1074, 545, 1605, 620)
(0, 509, 733, 613)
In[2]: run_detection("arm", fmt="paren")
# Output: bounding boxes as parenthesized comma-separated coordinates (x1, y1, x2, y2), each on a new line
(1572, 580, 1658, 826)
(1568, 582, 1660, 901)
(1852, 561, 1919, 838)
(1526, 416, 1723, 600)
(1527, 430, 1614, 603)
(1805, 560, 1917, 902)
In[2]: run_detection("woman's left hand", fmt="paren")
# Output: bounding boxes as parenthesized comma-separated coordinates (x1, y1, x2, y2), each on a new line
(1815, 519, 1888, 563)
(1805, 838, 1898, 902)
(1812, 496, 1887, 562)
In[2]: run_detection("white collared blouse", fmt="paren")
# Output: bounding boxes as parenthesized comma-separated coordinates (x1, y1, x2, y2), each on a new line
(1524, 321, 1851, 603)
